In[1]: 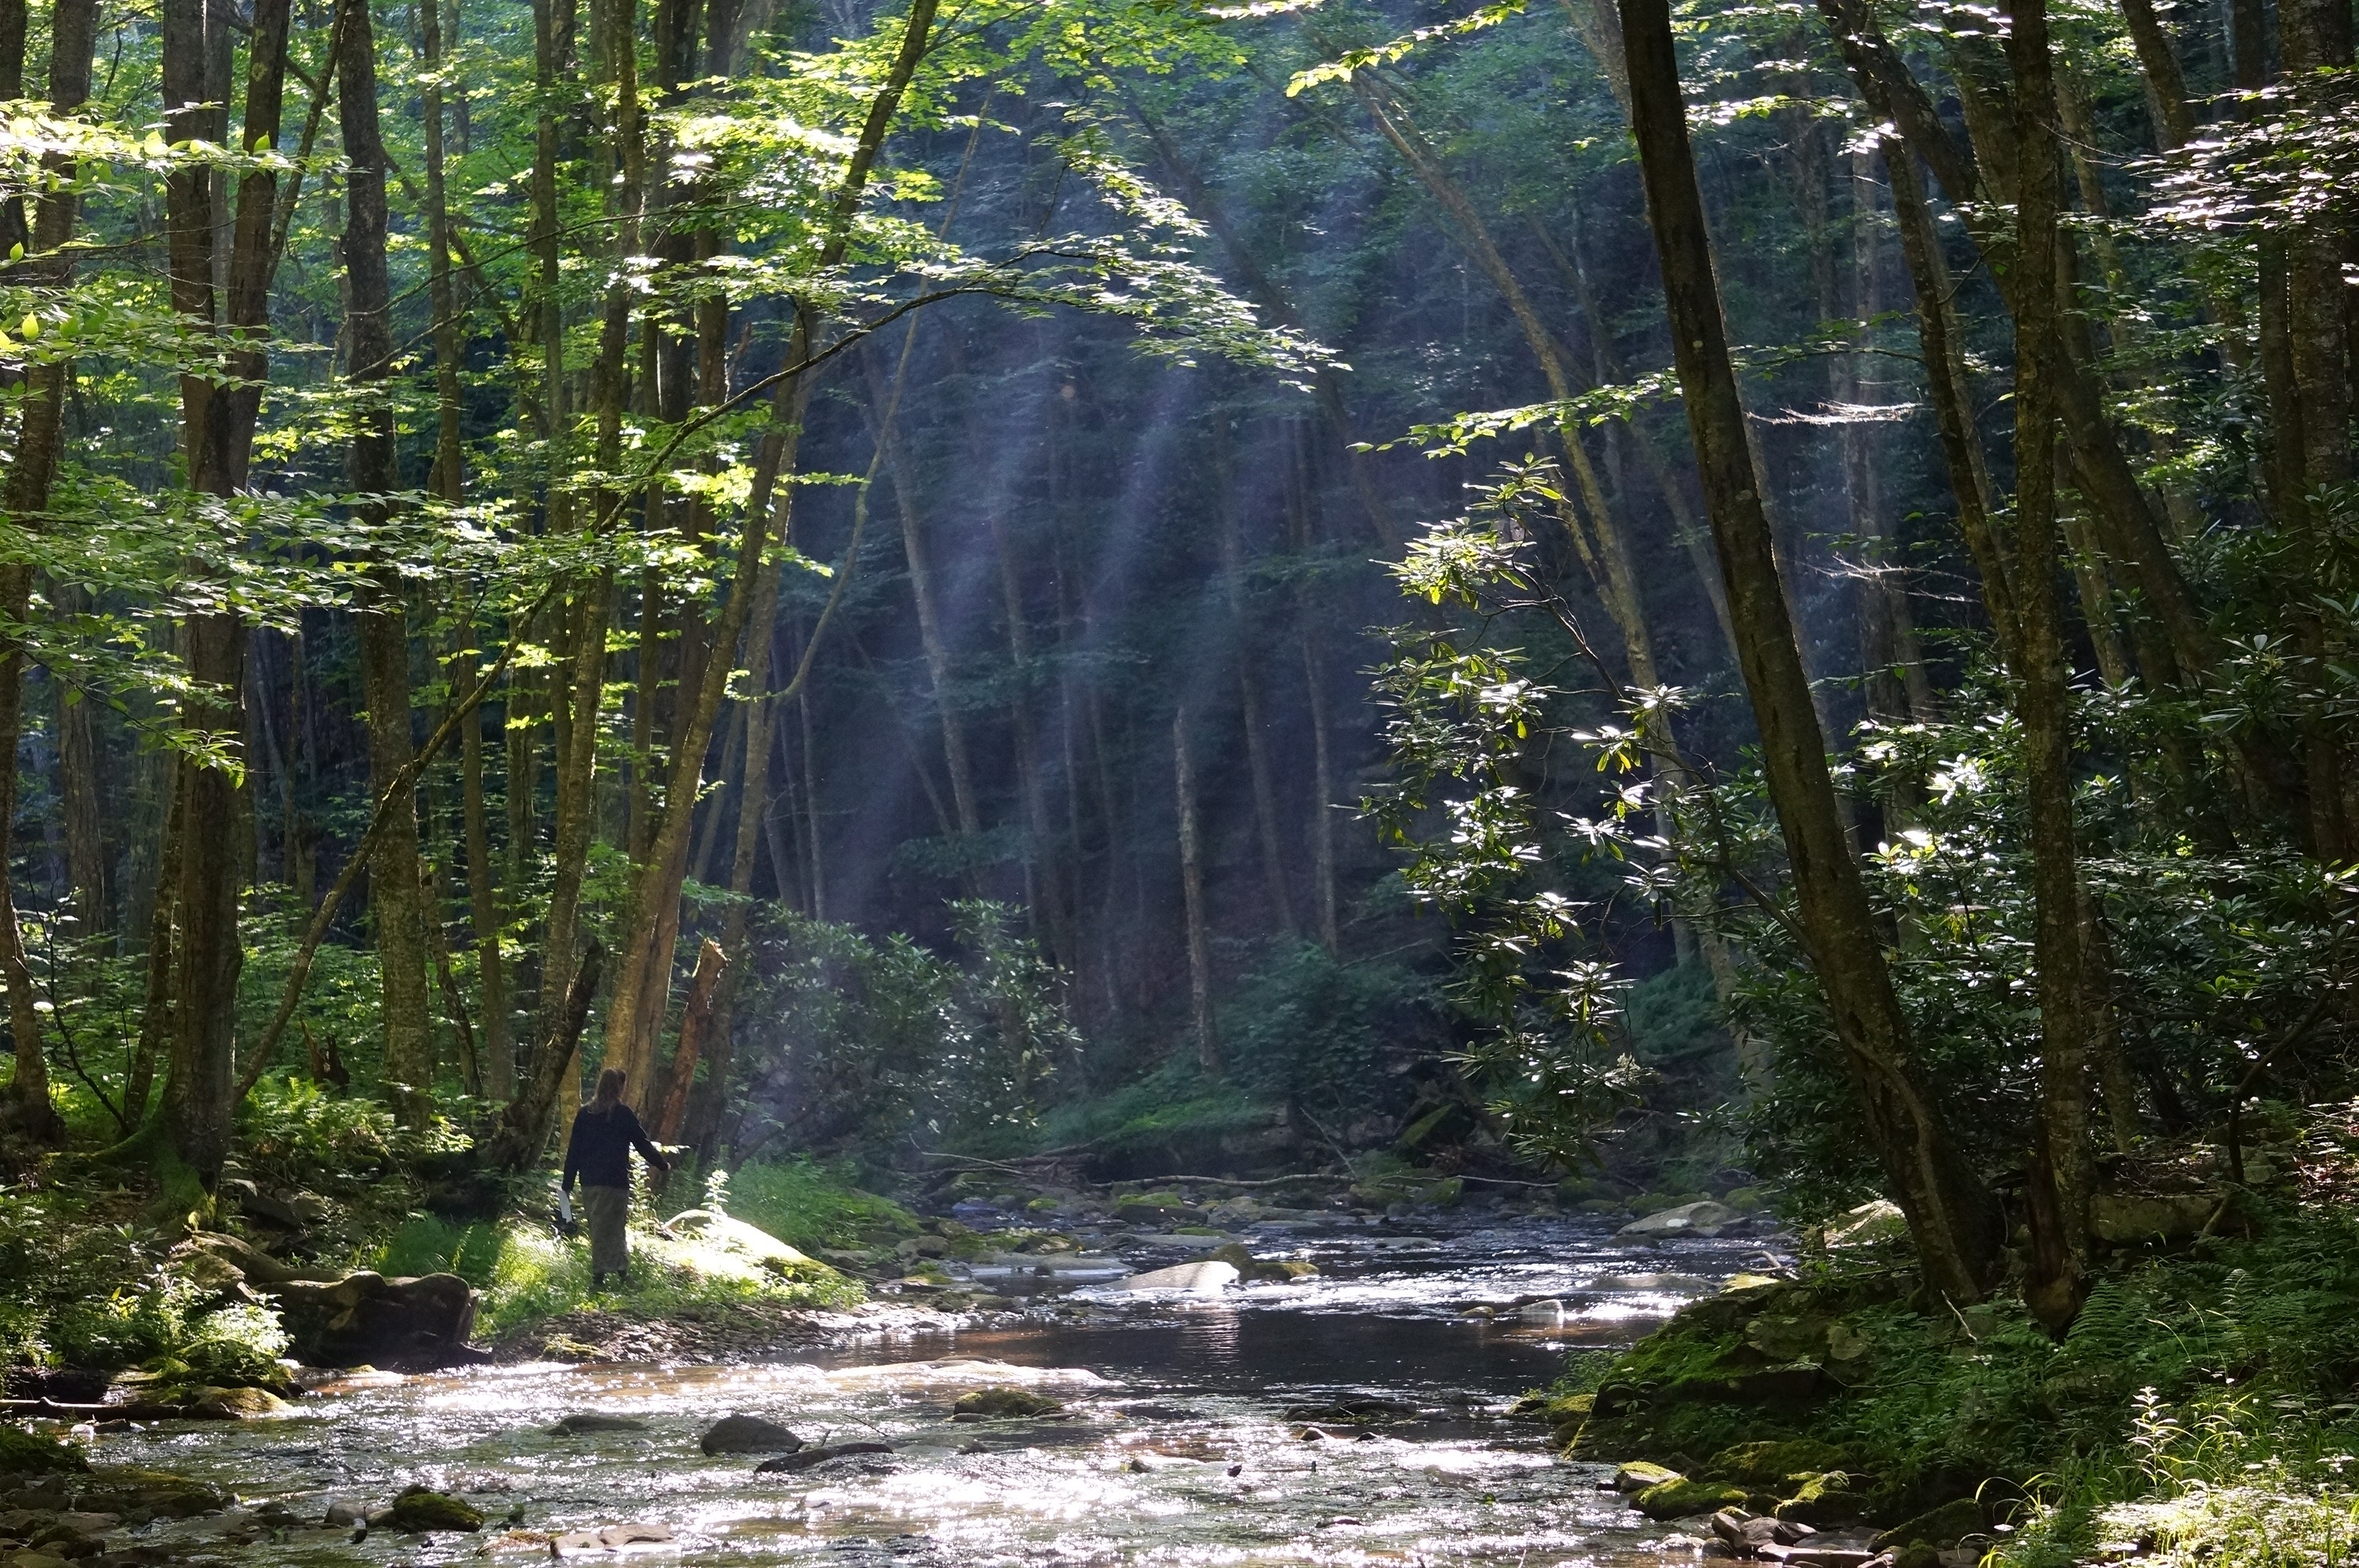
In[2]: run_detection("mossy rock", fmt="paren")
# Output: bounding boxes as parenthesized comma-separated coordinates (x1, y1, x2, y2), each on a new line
(189, 1385, 291, 1419)
(1774, 1472, 1872, 1526)
(1209, 1243, 1318, 1283)
(74, 1465, 229, 1519)
(1874, 1498, 1986, 1551)
(951, 1386, 1064, 1419)
(1635, 1477, 1750, 1519)
(1613, 1460, 1682, 1492)
(1706, 1439, 1848, 1485)
(380, 1485, 484, 1534)
(0, 1425, 89, 1475)
(1114, 1192, 1204, 1225)
(1543, 1393, 1594, 1445)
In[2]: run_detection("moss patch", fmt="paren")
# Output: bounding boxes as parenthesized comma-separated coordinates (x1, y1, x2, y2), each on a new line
(951, 1386, 1064, 1419)
(1706, 1439, 1850, 1484)
(1774, 1472, 1872, 1525)
(1636, 1477, 1750, 1519)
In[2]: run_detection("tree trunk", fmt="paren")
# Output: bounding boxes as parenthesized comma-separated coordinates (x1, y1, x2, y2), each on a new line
(1174, 706, 1218, 1074)
(2117, 0, 2194, 147)
(0, 0, 100, 1141)
(1816, 0, 2215, 689)
(1885, 145, 2021, 652)
(0, 592, 55, 1140)
(2005, 0, 2099, 1330)
(485, 941, 603, 1171)
(987, 504, 1077, 969)
(684, 565, 782, 1167)
(2277, 0, 2357, 863)
(55, 637, 108, 938)
(125, 768, 184, 1129)
(424, 851, 482, 1096)
(597, 0, 939, 1091)
(650, 937, 726, 1142)
(341, 0, 437, 1125)
(1216, 423, 1293, 934)
(1285, 430, 1341, 953)
(160, 0, 294, 1179)
(871, 357, 983, 867)
(1839, 147, 1934, 726)
(1619, 0, 2003, 1301)
(423, 0, 507, 1096)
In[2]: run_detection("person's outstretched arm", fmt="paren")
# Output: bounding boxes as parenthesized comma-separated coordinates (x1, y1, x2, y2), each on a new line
(624, 1107, 670, 1174)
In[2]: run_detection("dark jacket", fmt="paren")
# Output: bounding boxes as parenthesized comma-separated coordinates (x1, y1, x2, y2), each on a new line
(562, 1103, 667, 1192)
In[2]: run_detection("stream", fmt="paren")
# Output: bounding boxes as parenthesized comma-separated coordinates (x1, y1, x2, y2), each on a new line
(95, 1210, 1782, 1565)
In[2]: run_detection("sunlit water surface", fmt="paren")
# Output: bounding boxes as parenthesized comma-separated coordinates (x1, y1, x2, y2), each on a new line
(100, 1214, 1780, 1566)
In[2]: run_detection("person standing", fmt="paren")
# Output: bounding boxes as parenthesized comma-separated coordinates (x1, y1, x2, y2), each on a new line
(562, 1067, 672, 1289)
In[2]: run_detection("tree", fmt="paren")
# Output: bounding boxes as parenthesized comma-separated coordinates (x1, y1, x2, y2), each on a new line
(1615, 0, 2004, 1300)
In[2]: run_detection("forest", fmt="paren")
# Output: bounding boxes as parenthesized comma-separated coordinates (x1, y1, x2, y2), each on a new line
(0, 0, 2354, 1552)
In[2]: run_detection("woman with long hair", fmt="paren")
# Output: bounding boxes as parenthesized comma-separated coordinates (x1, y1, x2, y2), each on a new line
(562, 1067, 672, 1288)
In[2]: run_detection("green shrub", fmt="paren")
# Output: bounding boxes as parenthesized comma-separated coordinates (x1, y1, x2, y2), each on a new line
(0, 1425, 89, 1474)
(379, 1217, 510, 1286)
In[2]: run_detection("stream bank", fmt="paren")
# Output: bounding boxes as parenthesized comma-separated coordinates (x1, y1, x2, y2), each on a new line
(4, 1209, 1782, 1566)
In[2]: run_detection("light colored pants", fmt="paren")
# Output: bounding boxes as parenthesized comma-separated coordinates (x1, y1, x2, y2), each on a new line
(581, 1185, 631, 1276)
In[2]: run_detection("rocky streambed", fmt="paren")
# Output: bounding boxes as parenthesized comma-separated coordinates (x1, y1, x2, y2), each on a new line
(5, 1206, 1799, 1566)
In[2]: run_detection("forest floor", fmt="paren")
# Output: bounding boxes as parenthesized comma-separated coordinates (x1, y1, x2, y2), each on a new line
(1543, 1099, 2359, 1568)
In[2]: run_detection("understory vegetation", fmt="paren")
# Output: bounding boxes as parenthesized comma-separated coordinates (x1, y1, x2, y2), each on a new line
(1549, 1103, 2359, 1568)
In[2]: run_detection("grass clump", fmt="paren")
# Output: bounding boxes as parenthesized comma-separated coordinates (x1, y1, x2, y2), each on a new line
(724, 1159, 921, 1253)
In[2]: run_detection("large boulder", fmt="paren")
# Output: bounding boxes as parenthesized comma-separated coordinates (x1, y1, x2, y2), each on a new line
(665, 1210, 823, 1277)
(951, 1387, 1064, 1420)
(1773, 1472, 1871, 1526)
(699, 1414, 803, 1455)
(2089, 1192, 2218, 1244)
(1121, 1261, 1238, 1295)
(271, 1271, 479, 1370)
(1612, 1461, 1681, 1492)
(1617, 1201, 1740, 1240)
(71, 1465, 230, 1523)
(1636, 1475, 1750, 1519)
(376, 1486, 483, 1534)
(184, 1232, 480, 1370)
(1707, 1439, 1848, 1485)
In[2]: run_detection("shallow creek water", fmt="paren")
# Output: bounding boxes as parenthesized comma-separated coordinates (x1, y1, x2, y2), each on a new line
(100, 1213, 1781, 1566)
